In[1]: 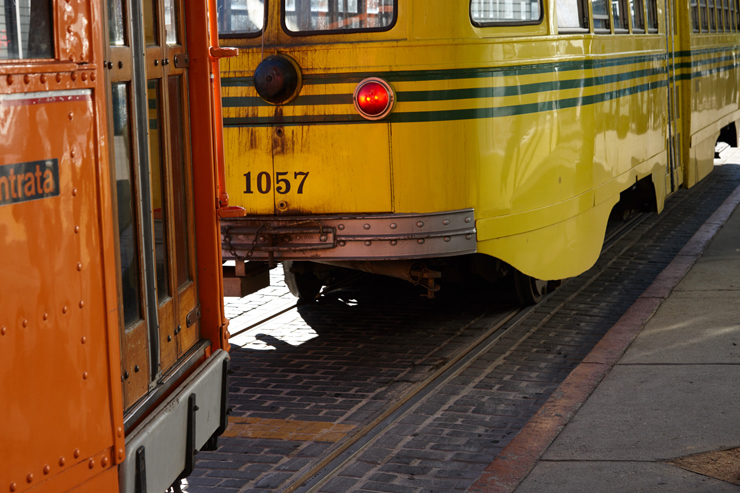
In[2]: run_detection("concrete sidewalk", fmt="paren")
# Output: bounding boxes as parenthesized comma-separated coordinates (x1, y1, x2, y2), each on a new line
(512, 195, 740, 491)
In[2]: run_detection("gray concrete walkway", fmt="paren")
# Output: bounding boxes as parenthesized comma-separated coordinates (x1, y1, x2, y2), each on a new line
(515, 194, 740, 491)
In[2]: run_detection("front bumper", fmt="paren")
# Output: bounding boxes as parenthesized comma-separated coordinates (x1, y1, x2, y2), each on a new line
(221, 209, 477, 261)
(118, 349, 229, 493)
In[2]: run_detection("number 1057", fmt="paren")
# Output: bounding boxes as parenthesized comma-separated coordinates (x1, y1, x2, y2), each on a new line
(243, 171, 309, 195)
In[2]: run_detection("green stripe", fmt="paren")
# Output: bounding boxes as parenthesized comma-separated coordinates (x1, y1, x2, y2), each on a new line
(224, 78, 668, 127)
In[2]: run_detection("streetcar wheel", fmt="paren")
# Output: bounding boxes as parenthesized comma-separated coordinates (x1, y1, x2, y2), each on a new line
(283, 261, 323, 301)
(513, 270, 548, 306)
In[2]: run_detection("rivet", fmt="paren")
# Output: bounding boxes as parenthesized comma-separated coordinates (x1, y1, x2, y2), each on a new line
(70, 149, 76, 158)
(22, 319, 28, 328)
(320, 235, 327, 242)
(118, 449, 124, 460)
(77, 263, 82, 271)
(390, 240, 398, 246)
(74, 449, 80, 459)
(79, 300, 84, 308)
(26, 474, 32, 483)
(390, 223, 397, 229)
(167, 335, 172, 342)
(417, 221, 424, 228)
(6, 75, 13, 85)
(62, 306, 68, 314)
(72, 188, 77, 196)
(81, 73, 87, 81)
(9, 482, 16, 492)
(68, 111, 74, 120)
(56, 73, 62, 83)
(66, 25, 73, 33)
(90, 73, 96, 81)
(40, 74, 47, 83)
(134, 365, 139, 372)
(363, 224, 371, 230)
(224, 330, 230, 339)
(101, 457, 109, 467)
(74, 226, 80, 234)
(82, 372, 88, 380)
(418, 239, 425, 244)
(338, 224, 345, 230)
(365, 241, 372, 246)
(444, 237, 451, 242)
(466, 234, 472, 240)
(71, 72, 77, 81)
(338, 241, 346, 247)
(23, 74, 30, 84)
(117, 427, 123, 438)
(81, 336, 86, 344)
(1, 327, 6, 335)
(443, 219, 450, 226)
(258, 236, 265, 242)
(88, 459, 94, 469)
(59, 457, 65, 467)
(43, 465, 50, 475)
(43, 313, 48, 321)
(465, 217, 472, 223)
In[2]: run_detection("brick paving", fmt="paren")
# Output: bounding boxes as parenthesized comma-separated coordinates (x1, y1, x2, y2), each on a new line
(184, 162, 740, 493)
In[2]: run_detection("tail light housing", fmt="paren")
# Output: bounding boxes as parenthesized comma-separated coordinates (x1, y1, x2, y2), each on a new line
(353, 78, 395, 120)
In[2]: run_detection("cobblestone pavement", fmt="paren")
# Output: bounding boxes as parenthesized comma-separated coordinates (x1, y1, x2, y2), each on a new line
(184, 161, 740, 493)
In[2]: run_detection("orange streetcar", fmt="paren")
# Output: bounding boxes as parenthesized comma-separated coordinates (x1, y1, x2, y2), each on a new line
(0, 0, 238, 488)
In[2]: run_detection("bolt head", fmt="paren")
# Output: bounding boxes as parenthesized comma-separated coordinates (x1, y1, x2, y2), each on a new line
(390, 223, 397, 229)
(417, 221, 424, 228)
(365, 241, 372, 246)
(363, 224, 371, 230)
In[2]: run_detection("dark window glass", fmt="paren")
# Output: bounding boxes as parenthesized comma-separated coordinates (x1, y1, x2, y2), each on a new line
(112, 84, 144, 328)
(285, 0, 396, 33)
(691, 0, 700, 30)
(612, 0, 629, 30)
(708, 0, 716, 30)
(147, 80, 171, 304)
(218, 0, 264, 35)
(646, 0, 658, 30)
(631, 0, 645, 30)
(168, 76, 192, 289)
(0, 0, 53, 59)
(592, 0, 610, 30)
(143, 0, 158, 45)
(700, 0, 708, 30)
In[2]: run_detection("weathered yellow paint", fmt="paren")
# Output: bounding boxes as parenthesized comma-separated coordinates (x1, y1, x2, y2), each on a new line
(219, 0, 740, 281)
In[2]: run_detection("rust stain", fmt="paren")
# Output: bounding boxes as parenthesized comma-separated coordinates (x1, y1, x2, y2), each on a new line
(224, 417, 356, 443)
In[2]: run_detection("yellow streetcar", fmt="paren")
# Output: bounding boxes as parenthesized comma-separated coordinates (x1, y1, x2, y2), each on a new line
(215, 0, 739, 303)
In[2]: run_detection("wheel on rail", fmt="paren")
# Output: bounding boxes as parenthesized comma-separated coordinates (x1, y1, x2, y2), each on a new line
(513, 269, 548, 306)
(283, 261, 323, 301)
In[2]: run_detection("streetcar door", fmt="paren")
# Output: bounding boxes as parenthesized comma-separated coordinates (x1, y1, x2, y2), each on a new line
(104, 0, 199, 409)
(664, 0, 684, 193)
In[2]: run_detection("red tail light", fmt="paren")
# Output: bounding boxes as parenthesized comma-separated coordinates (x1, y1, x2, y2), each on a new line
(353, 78, 395, 120)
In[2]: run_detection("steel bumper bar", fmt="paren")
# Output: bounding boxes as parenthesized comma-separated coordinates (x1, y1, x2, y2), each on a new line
(221, 209, 477, 261)
(118, 349, 229, 493)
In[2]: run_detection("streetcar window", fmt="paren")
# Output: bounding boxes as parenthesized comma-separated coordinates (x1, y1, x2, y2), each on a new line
(700, 0, 708, 30)
(612, 0, 629, 31)
(470, 0, 542, 25)
(217, 0, 264, 37)
(730, 0, 735, 30)
(0, 0, 53, 59)
(630, 0, 645, 31)
(646, 0, 657, 31)
(283, 0, 396, 34)
(592, 0, 610, 31)
(557, 0, 588, 30)
(691, 0, 700, 31)
(723, 0, 730, 30)
(708, 0, 717, 31)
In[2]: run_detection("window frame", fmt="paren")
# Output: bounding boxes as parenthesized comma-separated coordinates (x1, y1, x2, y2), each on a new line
(470, 0, 545, 27)
(281, 0, 398, 37)
(217, 0, 267, 39)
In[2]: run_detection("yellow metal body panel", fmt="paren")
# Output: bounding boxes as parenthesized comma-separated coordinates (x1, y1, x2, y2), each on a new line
(220, 0, 739, 280)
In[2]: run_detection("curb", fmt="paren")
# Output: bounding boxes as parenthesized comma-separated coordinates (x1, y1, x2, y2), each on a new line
(467, 182, 740, 493)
